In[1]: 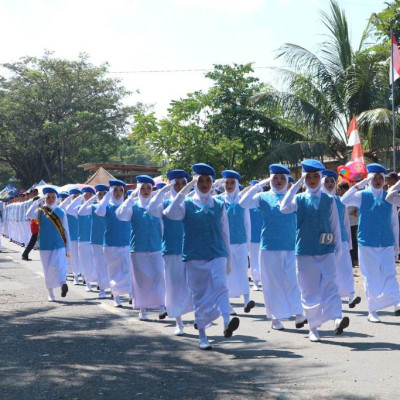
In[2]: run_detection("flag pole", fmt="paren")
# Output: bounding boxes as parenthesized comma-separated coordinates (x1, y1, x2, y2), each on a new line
(391, 28, 397, 170)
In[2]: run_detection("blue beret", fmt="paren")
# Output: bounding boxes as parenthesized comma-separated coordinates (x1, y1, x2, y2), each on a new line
(192, 163, 216, 178)
(301, 159, 325, 172)
(366, 163, 387, 174)
(109, 179, 126, 188)
(59, 191, 69, 199)
(69, 187, 81, 195)
(269, 164, 291, 175)
(94, 184, 109, 192)
(322, 170, 338, 180)
(156, 182, 166, 189)
(288, 176, 295, 183)
(166, 169, 190, 181)
(250, 180, 260, 186)
(43, 187, 58, 195)
(81, 186, 95, 195)
(126, 189, 133, 195)
(222, 170, 242, 180)
(136, 175, 155, 186)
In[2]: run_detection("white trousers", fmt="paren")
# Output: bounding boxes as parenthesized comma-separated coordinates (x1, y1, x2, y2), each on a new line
(103, 246, 132, 297)
(296, 254, 342, 329)
(260, 250, 303, 320)
(164, 254, 193, 318)
(130, 251, 165, 309)
(92, 244, 110, 290)
(358, 246, 400, 312)
(336, 242, 355, 298)
(69, 240, 82, 276)
(40, 248, 67, 289)
(248, 242, 261, 283)
(78, 241, 98, 284)
(186, 257, 230, 330)
(227, 243, 249, 298)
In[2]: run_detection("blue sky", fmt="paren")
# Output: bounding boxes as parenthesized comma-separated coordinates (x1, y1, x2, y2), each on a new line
(0, 0, 388, 117)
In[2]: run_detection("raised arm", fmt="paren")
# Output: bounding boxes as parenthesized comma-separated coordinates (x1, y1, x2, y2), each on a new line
(26, 198, 43, 220)
(239, 180, 268, 209)
(280, 176, 304, 214)
(386, 180, 400, 207)
(95, 190, 113, 217)
(78, 195, 97, 216)
(148, 184, 172, 218)
(115, 197, 134, 221)
(164, 179, 196, 220)
(66, 195, 83, 217)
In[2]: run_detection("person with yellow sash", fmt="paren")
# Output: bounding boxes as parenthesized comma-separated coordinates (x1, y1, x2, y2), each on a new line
(26, 187, 71, 301)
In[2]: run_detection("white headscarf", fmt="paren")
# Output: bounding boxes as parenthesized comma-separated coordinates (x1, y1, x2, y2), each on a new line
(368, 172, 385, 198)
(137, 182, 153, 208)
(270, 174, 288, 196)
(302, 171, 323, 195)
(321, 176, 336, 196)
(194, 174, 214, 206)
(224, 178, 240, 203)
(44, 192, 57, 210)
(170, 177, 187, 198)
(110, 186, 125, 206)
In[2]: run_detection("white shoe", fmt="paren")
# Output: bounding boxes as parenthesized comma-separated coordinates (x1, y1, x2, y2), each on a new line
(367, 311, 381, 323)
(73, 276, 80, 285)
(174, 326, 184, 336)
(47, 289, 55, 302)
(114, 295, 122, 308)
(253, 282, 262, 291)
(271, 319, 284, 331)
(139, 310, 148, 321)
(308, 328, 321, 342)
(85, 284, 92, 292)
(98, 290, 106, 299)
(295, 315, 308, 329)
(199, 338, 212, 350)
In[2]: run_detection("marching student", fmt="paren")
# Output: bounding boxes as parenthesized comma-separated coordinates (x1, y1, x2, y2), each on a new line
(342, 163, 400, 322)
(66, 186, 98, 292)
(95, 179, 132, 307)
(247, 180, 263, 291)
(78, 184, 110, 299)
(60, 187, 82, 285)
(239, 164, 306, 331)
(116, 175, 167, 321)
(322, 170, 361, 308)
(26, 187, 70, 301)
(216, 170, 255, 315)
(280, 160, 349, 342)
(164, 163, 239, 350)
(147, 169, 194, 335)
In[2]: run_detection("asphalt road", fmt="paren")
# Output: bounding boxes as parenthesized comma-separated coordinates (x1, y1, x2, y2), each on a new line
(1, 239, 400, 400)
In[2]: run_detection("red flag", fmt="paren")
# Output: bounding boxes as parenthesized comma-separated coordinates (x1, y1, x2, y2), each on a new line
(390, 33, 400, 85)
(346, 117, 364, 162)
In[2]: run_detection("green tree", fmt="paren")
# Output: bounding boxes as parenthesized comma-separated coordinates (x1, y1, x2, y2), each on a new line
(0, 52, 132, 186)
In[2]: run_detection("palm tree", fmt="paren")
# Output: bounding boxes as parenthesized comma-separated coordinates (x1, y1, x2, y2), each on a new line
(254, 0, 397, 167)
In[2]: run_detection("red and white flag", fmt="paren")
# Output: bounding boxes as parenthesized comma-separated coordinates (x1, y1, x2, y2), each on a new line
(390, 33, 400, 85)
(347, 117, 364, 162)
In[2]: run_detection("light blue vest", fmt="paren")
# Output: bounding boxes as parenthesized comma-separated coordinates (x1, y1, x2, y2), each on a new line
(162, 199, 184, 255)
(182, 197, 227, 261)
(78, 211, 91, 242)
(249, 208, 263, 243)
(334, 196, 347, 243)
(38, 207, 65, 250)
(90, 204, 106, 246)
(67, 214, 78, 241)
(104, 204, 130, 247)
(259, 192, 296, 251)
(217, 194, 247, 245)
(130, 203, 162, 252)
(295, 192, 335, 256)
(358, 190, 394, 247)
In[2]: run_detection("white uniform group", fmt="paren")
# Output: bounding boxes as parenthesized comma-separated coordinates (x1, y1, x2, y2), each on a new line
(2, 160, 400, 349)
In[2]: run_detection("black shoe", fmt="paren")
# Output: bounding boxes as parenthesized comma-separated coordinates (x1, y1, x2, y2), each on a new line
(295, 318, 308, 329)
(224, 317, 240, 338)
(193, 322, 198, 330)
(129, 298, 132, 305)
(97, 285, 100, 291)
(159, 311, 168, 320)
(82, 279, 86, 285)
(349, 296, 361, 309)
(334, 316, 350, 335)
(61, 283, 69, 298)
(21, 256, 31, 261)
(244, 300, 255, 313)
